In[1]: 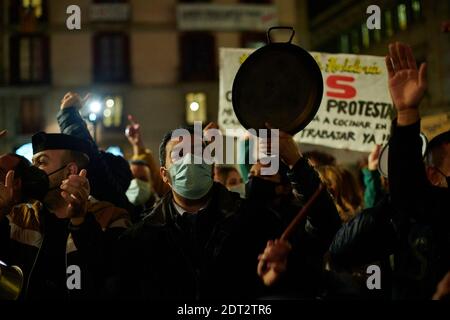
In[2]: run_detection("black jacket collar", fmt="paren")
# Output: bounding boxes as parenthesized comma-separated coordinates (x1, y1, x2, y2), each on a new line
(142, 182, 242, 229)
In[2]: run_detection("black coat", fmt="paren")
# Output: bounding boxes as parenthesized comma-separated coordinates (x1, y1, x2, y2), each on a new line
(328, 196, 396, 299)
(388, 120, 450, 299)
(57, 107, 133, 212)
(115, 183, 281, 300)
(330, 121, 450, 299)
(114, 158, 341, 300)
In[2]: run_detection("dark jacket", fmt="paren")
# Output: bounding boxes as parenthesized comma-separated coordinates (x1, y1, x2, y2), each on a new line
(0, 200, 130, 300)
(115, 157, 341, 300)
(387, 120, 450, 299)
(328, 196, 396, 299)
(57, 107, 133, 211)
(330, 196, 396, 268)
(116, 183, 279, 300)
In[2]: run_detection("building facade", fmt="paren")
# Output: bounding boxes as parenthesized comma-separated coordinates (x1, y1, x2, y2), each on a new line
(307, 0, 450, 115)
(0, 0, 299, 157)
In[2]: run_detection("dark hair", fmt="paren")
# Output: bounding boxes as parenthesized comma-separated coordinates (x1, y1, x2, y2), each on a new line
(64, 150, 90, 169)
(215, 166, 240, 185)
(8, 154, 31, 179)
(303, 150, 336, 167)
(159, 125, 196, 167)
(317, 165, 363, 223)
(425, 131, 450, 168)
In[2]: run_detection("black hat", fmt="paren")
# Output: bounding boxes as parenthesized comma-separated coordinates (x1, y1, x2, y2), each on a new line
(427, 130, 450, 154)
(32, 132, 91, 159)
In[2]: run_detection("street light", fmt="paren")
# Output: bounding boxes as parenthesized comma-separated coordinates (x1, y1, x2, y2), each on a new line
(87, 100, 103, 142)
(189, 101, 200, 112)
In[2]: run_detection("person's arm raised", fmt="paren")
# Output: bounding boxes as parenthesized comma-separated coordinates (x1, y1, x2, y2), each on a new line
(385, 42, 427, 126)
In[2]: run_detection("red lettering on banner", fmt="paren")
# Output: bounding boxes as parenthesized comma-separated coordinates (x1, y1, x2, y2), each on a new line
(326, 75, 356, 99)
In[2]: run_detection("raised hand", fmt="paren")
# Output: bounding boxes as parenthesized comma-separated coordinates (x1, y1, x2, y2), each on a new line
(385, 42, 427, 125)
(60, 92, 90, 110)
(0, 171, 14, 220)
(125, 115, 144, 149)
(60, 169, 90, 224)
(368, 144, 381, 171)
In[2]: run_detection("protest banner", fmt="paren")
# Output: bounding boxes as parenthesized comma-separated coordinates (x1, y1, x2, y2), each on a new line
(219, 48, 394, 152)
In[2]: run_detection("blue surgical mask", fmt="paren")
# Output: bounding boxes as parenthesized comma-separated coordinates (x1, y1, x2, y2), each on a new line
(126, 178, 152, 206)
(167, 154, 213, 200)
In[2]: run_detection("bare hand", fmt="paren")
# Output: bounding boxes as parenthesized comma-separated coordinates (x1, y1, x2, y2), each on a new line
(433, 271, 450, 300)
(0, 171, 14, 220)
(60, 169, 90, 224)
(60, 92, 90, 110)
(125, 115, 144, 148)
(368, 144, 381, 171)
(0, 129, 7, 138)
(257, 239, 292, 287)
(385, 42, 427, 113)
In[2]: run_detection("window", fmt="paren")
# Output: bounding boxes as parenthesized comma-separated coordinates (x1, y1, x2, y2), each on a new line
(397, 3, 408, 31)
(373, 29, 382, 43)
(93, 33, 130, 83)
(185, 92, 207, 125)
(384, 10, 394, 37)
(180, 32, 215, 82)
(350, 28, 360, 53)
(411, 0, 422, 21)
(361, 23, 370, 48)
(339, 34, 350, 53)
(9, 0, 47, 24)
(20, 96, 44, 134)
(102, 96, 123, 129)
(10, 34, 50, 84)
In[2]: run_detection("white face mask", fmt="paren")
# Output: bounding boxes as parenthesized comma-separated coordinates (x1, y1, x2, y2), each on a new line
(228, 183, 246, 199)
(126, 178, 152, 206)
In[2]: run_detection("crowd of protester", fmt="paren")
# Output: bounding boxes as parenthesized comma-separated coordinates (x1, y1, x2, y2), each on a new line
(0, 42, 449, 301)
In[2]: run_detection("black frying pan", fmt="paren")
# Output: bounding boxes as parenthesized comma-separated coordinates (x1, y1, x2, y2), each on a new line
(232, 26, 323, 135)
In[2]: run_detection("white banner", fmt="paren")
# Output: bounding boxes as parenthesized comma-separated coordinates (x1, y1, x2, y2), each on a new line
(177, 4, 278, 31)
(219, 48, 394, 153)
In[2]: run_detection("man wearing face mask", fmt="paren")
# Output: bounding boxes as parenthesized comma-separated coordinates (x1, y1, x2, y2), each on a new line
(0, 154, 49, 206)
(115, 123, 341, 300)
(126, 160, 154, 207)
(123, 115, 169, 221)
(125, 115, 170, 200)
(0, 132, 130, 300)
